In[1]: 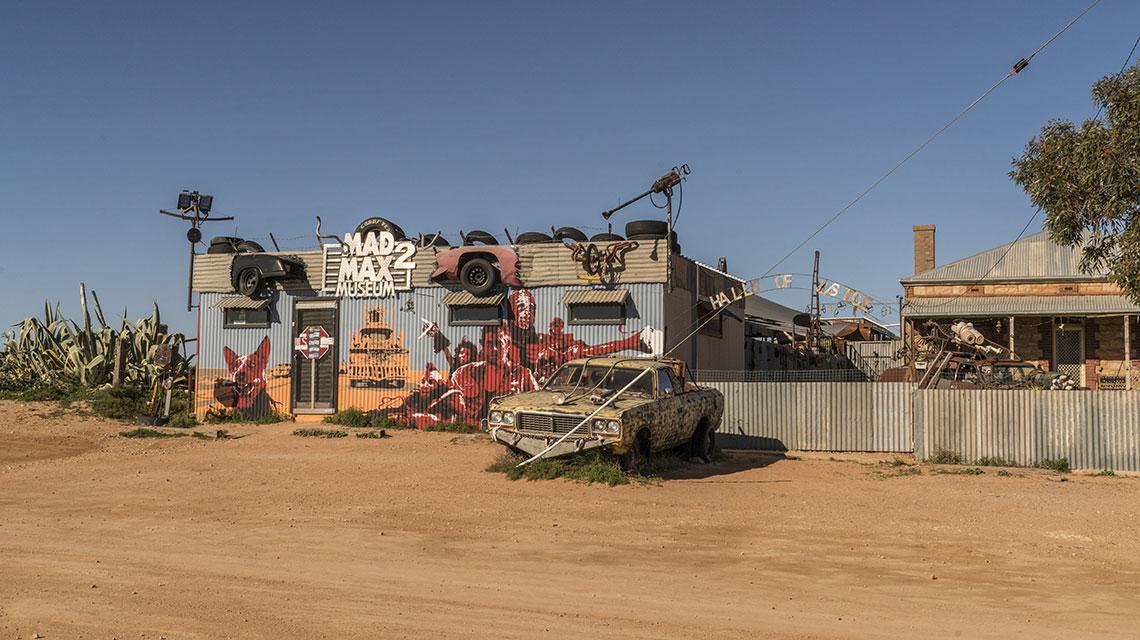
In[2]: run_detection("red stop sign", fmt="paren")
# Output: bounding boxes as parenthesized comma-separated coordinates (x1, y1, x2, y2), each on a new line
(298, 325, 332, 360)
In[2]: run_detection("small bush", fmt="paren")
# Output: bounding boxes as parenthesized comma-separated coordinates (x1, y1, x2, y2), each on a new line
(976, 456, 1020, 468)
(884, 457, 909, 467)
(996, 469, 1012, 477)
(323, 408, 370, 428)
(90, 385, 150, 420)
(355, 431, 386, 439)
(203, 408, 249, 424)
(423, 421, 480, 434)
(191, 431, 215, 440)
(119, 428, 188, 439)
(254, 412, 289, 424)
(371, 415, 410, 430)
(1038, 458, 1071, 473)
(1088, 469, 1115, 477)
(167, 412, 198, 429)
(485, 448, 631, 486)
(292, 428, 347, 438)
(928, 448, 964, 465)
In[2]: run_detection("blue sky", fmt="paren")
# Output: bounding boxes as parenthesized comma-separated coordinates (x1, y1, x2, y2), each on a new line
(2, 1, 1136, 336)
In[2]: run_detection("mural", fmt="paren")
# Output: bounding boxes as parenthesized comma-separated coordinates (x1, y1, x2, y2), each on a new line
(213, 336, 279, 417)
(341, 306, 409, 389)
(368, 288, 662, 428)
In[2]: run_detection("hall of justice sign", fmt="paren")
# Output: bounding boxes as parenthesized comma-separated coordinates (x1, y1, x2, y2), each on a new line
(709, 274, 876, 314)
(329, 230, 417, 297)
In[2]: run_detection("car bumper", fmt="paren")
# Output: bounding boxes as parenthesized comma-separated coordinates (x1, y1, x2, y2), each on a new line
(489, 427, 614, 459)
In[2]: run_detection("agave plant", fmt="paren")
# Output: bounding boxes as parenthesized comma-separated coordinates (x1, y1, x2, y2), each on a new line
(0, 291, 192, 392)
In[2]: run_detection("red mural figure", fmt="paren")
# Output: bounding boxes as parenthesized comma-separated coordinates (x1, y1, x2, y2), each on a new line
(215, 336, 273, 415)
(374, 362, 467, 429)
(450, 325, 539, 423)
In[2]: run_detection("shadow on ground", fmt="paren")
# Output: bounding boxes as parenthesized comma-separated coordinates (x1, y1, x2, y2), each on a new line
(656, 450, 787, 481)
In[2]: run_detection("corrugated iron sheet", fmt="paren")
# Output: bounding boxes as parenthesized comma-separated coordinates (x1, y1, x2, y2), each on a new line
(439, 290, 507, 306)
(904, 294, 1140, 318)
(846, 340, 904, 379)
(902, 231, 1109, 283)
(913, 389, 1140, 470)
(210, 296, 270, 309)
(701, 382, 912, 452)
(559, 289, 629, 304)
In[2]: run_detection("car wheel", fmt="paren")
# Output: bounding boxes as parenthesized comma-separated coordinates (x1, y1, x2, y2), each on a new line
(460, 257, 498, 296)
(355, 217, 406, 241)
(237, 267, 263, 296)
(515, 231, 554, 244)
(690, 421, 714, 463)
(463, 230, 498, 245)
(590, 233, 624, 242)
(235, 240, 265, 253)
(582, 244, 602, 276)
(621, 431, 651, 474)
(625, 220, 668, 237)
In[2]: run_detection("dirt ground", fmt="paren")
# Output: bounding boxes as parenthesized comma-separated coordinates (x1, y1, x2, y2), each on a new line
(1, 400, 1137, 639)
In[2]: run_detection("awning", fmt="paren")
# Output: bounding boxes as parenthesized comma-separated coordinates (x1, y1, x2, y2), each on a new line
(903, 294, 1140, 318)
(560, 289, 629, 305)
(439, 290, 506, 306)
(210, 297, 270, 310)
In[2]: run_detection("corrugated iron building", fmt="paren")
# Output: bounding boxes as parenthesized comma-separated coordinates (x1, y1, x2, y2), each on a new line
(192, 224, 747, 422)
(901, 226, 1140, 389)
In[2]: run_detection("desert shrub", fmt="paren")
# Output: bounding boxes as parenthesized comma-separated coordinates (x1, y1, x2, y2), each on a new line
(976, 456, 1020, 468)
(422, 421, 481, 434)
(89, 385, 150, 420)
(486, 449, 631, 486)
(292, 428, 347, 438)
(166, 412, 197, 429)
(927, 448, 963, 465)
(1038, 458, 1071, 473)
(119, 428, 188, 439)
(322, 408, 370, 428)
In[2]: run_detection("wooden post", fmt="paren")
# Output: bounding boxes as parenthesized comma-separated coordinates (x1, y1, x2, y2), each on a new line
(112, 337, 128, 386)
(1126, 315, 1132, 390)
(1009, 315, 1015, 356)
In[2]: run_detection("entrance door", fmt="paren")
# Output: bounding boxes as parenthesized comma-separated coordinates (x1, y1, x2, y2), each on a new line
(293, 300, 338, 413)
(1054, 320, 1084, 385)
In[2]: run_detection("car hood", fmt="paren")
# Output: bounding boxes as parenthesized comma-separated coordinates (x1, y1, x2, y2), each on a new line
(490, 389, 656, 417)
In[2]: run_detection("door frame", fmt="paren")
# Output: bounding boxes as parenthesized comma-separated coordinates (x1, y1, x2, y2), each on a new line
(291, 298, 339, 415)
(1052, 317, 1085, 385)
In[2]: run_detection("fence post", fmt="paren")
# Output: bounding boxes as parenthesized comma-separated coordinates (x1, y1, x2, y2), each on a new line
(112, 337, 128, 386)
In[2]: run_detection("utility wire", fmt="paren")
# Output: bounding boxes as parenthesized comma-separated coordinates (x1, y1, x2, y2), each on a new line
(756, 0, 1102, 280)
(664, 1, 1102, 357)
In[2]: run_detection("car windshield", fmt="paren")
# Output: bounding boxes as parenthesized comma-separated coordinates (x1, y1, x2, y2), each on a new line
(543, 364, 655, 396)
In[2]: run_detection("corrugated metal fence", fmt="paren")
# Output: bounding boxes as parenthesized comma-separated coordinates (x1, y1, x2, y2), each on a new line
(702, 382, 912, 453)
(700, 378, 1140, 470)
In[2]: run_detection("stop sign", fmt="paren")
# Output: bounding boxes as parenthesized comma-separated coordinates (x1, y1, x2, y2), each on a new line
(297, 325, 332, 360)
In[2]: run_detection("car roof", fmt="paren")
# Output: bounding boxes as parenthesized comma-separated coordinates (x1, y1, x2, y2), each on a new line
(559, 357, 670, 371)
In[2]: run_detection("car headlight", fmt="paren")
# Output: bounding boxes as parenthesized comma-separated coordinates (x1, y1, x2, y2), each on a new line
(593, 418, 620, 435)
(490, 410, 502, 424)
(503, 412, 515, 425)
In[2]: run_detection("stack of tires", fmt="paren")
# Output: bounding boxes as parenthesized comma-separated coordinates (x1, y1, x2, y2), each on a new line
(625, 220, 679, 254)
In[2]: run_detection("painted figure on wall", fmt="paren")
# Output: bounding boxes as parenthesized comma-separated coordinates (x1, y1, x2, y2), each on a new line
(214, 336, 274, 416)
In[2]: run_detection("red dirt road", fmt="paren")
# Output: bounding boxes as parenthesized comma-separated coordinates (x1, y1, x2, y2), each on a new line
(1, 400, 1137, 639)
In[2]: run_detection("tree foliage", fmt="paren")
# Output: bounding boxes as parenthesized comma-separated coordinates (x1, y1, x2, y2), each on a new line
(1010, 61, 1140, 301)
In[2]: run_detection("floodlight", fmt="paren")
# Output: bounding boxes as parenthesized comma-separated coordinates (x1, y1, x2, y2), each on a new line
(198, 195, 213, 213)
(178, 192, 193, 210)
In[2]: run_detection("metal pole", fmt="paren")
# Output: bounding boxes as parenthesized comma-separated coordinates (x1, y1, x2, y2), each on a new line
(1126, 315, 1132, 390)
(1009, 315, 1015, 356)
(665, 191, 673, 293)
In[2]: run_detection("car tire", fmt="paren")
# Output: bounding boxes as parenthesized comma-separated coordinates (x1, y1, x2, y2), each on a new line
(690, 420, 714, 463)
(237, 267, 263, 297)
(463, 230, 498, 246)
(207, 243, 236, 254)
(355, 217, 406, 241)
(621, 430, 651, 474)
(625, 220, 668, 237)
(460, 257, 498, 296)
(418, 233, 451, 248)
(235, 240, 265, 253)
(590, 233, 624, 242)
(553, 226, 588, 243)
(515, 231, 554, 244)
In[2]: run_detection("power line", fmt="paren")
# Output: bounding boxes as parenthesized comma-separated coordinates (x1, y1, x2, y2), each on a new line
(756, 0, 1102, 280)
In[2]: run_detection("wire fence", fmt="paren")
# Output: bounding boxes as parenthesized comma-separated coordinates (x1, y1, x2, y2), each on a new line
(693, 369, 870, 383)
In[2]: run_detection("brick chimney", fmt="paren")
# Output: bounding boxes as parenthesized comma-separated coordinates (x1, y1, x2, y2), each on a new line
(913, 225, 935, 274)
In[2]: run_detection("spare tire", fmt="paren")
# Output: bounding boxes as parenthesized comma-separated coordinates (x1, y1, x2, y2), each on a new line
(553, 226, 588, 243)
(515, 231, 554, 244)
(625, 220, 668, 238)
(355, 217, 406, 241)
(590, 233, 624, 242)
(463, 230, 498, 246)
(235, 240, 265, 253)
(207, 243, 236, 254)
(209, 236, 241, 247)
(628, 230, 678, 243)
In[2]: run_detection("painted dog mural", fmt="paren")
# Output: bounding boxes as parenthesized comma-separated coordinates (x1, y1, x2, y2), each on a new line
(214, 336, 274, 416)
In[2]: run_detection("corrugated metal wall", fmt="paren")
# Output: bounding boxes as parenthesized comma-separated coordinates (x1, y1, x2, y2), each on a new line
(701, 382, 912, 452)
(846, 340, 904, 380)
(914, 390, 1140, 470)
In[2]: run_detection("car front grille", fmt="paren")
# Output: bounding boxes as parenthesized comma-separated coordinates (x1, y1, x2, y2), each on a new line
(516, 412, 591, 437)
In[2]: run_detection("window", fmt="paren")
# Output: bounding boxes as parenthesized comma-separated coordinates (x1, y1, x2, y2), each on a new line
(697, 302, 722, 338)
(449, 304, 502, 326)
(657, 369, 675, 397)
(224, 307, 271, 328)
(568, 303, 625, 325)
(561, 289, 629, 325)
(441, 290, 506, 326)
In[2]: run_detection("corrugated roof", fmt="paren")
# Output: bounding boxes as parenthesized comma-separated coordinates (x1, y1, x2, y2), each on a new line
(901, 231, 1110, 284)
(439, 290, 506, 306)
(210, 297, 270, 310)
(903, 294, 1140, 318)
(559, 289, 629, 305)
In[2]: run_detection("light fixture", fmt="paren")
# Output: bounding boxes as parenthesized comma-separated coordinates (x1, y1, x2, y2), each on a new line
(177, 192, 193, 210)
